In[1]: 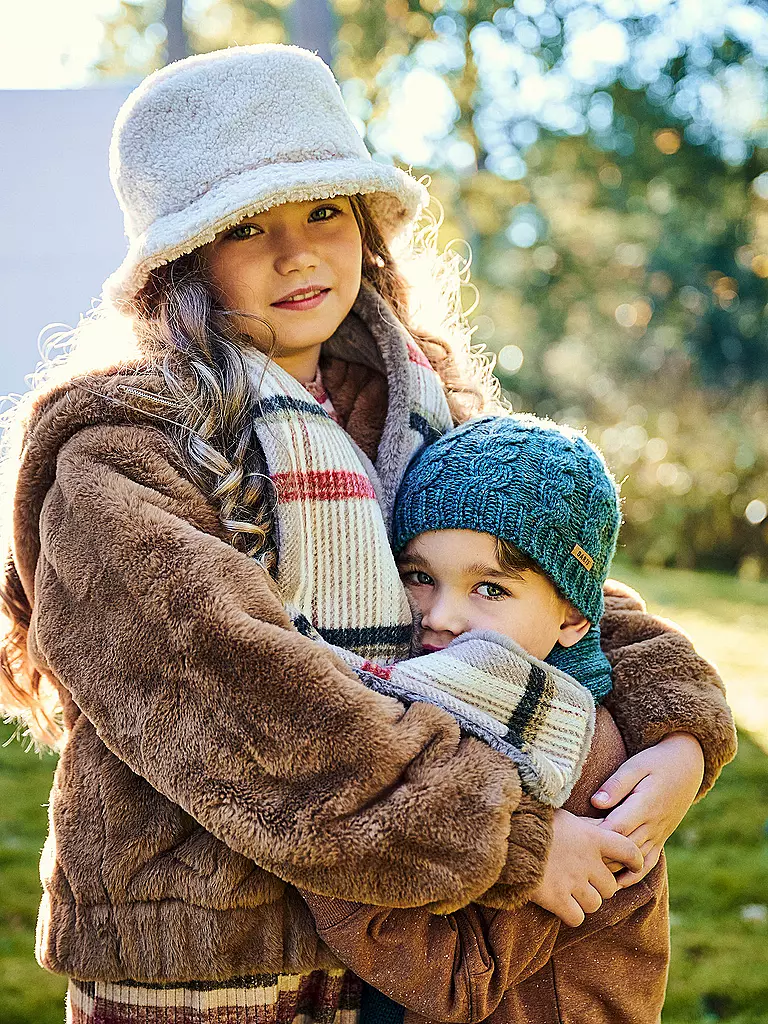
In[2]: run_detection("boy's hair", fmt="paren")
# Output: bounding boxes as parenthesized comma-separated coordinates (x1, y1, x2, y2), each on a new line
(393, 414, 622, 626)
(495, 537, 542, 579)
(495, 538, 568, 602)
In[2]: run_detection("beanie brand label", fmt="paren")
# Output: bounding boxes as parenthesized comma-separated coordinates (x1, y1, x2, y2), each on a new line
(571, 544, 594, 572)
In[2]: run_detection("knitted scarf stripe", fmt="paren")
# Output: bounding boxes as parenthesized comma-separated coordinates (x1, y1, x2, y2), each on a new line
(246, 285, 595, 805)
(67, 970, 359, 1023)
(291, 612, 410, 655)
(247, 343, 450, 665)
(410, 410, 443, 445)
(253, 385, 409, 664)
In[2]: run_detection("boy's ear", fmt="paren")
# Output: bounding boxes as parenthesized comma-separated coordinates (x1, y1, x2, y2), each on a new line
(558, 604, 591, 648)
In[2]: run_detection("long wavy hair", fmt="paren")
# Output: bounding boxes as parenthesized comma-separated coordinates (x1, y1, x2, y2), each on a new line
(0, 193, 500, 749)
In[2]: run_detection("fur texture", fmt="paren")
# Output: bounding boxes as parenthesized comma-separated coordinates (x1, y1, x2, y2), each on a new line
(6, 356, 736, 984)
(104, 45, 427, 304)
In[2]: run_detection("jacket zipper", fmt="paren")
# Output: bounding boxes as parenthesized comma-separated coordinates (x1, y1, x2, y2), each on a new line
(117, 384, 178, 408)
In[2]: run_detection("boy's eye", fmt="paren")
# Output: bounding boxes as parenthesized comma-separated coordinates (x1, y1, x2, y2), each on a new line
(475, 582, 509, 600)
(401, 570, 435, 587)
(309, 204, 342, 222)
(227, 222, 262, 240)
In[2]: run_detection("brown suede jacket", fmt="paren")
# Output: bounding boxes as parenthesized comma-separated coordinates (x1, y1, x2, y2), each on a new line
(301, 710, 662, 1024)
(7, 358, 736, 985)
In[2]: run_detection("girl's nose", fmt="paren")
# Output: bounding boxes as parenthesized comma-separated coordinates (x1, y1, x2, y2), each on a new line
(273, 233, 318, 276)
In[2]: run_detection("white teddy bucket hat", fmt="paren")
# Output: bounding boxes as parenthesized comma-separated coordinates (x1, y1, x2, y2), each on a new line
(103, 44, 429, 306)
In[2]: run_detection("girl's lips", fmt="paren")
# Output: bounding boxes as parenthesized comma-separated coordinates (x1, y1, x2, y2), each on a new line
(421, 644, 447, 654)
(271, 288, 330, 311)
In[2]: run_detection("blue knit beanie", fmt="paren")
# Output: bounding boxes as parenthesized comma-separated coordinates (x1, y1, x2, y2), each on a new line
(392, 415, 622, 701)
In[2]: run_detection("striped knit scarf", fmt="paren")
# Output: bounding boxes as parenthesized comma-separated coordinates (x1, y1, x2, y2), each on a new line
(246, 282, 450, 664)
(246, 283, 595, 807)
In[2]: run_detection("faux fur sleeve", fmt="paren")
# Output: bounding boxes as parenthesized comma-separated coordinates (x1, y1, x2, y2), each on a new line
(25, 422, 529, 912)
(600, 578, 737, 798)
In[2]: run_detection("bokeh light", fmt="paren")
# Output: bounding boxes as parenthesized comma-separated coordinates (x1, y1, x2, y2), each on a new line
(745, 499, 768, 524)
(497, 344, 525, 374)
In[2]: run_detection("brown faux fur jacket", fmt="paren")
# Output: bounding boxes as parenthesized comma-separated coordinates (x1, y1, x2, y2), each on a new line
(6, 360, 736, 984)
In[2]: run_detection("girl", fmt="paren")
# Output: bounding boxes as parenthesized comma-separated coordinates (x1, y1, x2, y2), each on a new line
(0, 44, 735, 1024)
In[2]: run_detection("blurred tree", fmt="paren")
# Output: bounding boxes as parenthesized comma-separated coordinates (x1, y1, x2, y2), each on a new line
(91, 0, 768, 573)
(332, 0, 768, 573)
(94, 0, 165, 78)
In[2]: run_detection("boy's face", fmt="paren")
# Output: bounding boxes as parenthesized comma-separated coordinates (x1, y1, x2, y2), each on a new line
(398, 530, 589, 660)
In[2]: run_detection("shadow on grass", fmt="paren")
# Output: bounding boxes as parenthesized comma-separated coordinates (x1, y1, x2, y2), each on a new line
(664, 729, 768, 1023)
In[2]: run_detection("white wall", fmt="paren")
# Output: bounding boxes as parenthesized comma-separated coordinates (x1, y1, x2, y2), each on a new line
(0, 86, 134, 400)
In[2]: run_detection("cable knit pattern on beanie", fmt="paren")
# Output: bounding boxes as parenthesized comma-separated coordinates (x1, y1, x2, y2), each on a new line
(392, 414, 622, 626)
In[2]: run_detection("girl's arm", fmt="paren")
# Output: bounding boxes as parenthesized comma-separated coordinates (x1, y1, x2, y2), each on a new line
(23, 421, 543, 913)
(600, 578, 737, 796)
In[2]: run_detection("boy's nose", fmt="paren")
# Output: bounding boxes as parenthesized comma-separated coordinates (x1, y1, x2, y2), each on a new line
(420, 594, 466, 638)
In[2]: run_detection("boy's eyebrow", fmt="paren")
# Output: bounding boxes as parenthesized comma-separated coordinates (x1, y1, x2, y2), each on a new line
(398, 551, 526, 582)
(464, 562, 527, 581)
(396, 552, 430, 568)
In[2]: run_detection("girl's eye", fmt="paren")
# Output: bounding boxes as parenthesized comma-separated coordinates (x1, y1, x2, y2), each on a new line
(401, 570, 435, 587)
(475, 582, 509, 600)
(228, 223, 262, 240)
(309, 204, 341, 222)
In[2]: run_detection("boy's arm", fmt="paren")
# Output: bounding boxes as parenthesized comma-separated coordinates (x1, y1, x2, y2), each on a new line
(300, 711, 636, 1021)
(304, 889, 558, 1023)
(305, 808, 644, 1023)
(600, 578, 737, 798)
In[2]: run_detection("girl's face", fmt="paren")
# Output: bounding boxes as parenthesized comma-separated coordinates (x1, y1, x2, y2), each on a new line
(203, 196, 362, 378)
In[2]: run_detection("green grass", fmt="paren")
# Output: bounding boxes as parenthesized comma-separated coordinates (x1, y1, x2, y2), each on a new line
(611, 560, 768, 1023)
(0, 727, 66, 1023)
(1, 563, 767, 1022)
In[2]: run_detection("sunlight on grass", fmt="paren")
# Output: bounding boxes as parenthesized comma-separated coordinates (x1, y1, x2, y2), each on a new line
(613, 560, 768, 751)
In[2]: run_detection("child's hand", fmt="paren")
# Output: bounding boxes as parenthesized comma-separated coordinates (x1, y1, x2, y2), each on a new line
(530, 809, 644, 928)
(591, 731, 705, 886)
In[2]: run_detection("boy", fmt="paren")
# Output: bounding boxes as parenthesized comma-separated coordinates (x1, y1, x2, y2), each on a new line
(301, 414, 705, 1023)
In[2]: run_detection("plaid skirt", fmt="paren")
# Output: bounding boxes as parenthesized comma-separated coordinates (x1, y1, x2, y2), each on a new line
(66, 969, 362, 1024)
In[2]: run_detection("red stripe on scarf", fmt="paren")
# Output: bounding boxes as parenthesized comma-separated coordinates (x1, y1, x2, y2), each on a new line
(273, 470, 377, 502)
(360, 660, 395, 680)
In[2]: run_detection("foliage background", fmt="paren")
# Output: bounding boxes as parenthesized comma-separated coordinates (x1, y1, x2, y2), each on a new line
(92, 0, 768, 577)
(3, 3, 768, 1023)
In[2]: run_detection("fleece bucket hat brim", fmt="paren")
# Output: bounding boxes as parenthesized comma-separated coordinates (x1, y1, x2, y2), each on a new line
(103, 44, 428, 307)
